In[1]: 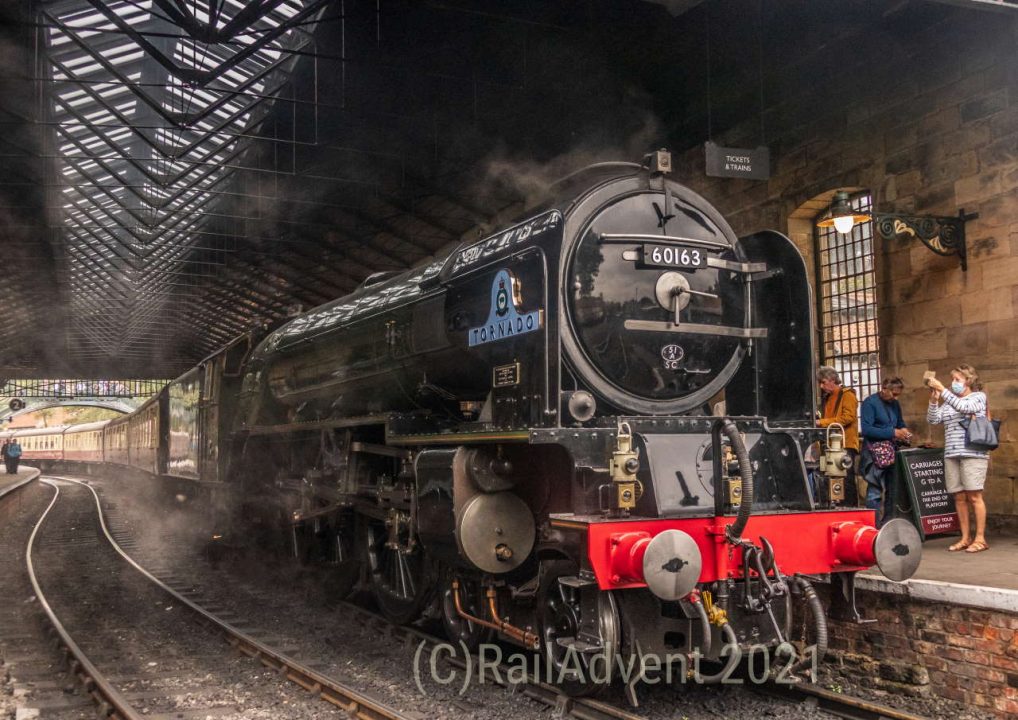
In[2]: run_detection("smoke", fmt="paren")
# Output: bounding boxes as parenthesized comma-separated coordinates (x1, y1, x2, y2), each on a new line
(2, 0, 681, 376)
(85, 466, 337, 611)
(480, 107, 666, 213)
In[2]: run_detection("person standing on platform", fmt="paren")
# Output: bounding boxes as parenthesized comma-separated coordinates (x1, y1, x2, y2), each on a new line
(6, 438, 21, 474)
(860, 376, 912, 527)
(927, 365, 990, 554)
(817, 366, 860, 505)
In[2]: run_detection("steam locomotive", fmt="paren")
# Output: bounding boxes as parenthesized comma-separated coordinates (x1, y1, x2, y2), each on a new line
(17, 151, 921, 693)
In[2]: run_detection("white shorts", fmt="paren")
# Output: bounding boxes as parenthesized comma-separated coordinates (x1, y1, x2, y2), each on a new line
(944, 456, 988, 493)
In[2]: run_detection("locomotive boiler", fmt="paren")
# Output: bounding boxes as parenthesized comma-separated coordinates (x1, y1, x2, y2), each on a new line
(229, 150, 921, 693)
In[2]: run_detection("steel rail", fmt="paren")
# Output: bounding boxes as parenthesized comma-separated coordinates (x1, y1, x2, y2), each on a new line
(334, 600, 648, 720)
(50, 475, 416, 720)
(25, 479, 146, 720)
(757, 683, 931, 720)
(32, 475, 928, 720)
(334, 600, 930, 720)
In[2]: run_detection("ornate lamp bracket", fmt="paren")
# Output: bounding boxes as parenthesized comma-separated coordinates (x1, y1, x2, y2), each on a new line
(872, 209, 979, 271)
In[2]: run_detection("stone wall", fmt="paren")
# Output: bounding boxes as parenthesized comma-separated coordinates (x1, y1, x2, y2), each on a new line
(821, 586, 1018, 718)
(668, 6, 1018, 515)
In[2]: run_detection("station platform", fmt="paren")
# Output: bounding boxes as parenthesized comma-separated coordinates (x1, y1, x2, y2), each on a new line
(0, 466, 40, 500)
(857, 531, 1018, 612)
(830, 530, 1018, 717)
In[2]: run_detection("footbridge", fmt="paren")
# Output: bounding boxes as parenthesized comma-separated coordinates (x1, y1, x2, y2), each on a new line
(0, 379, 168, 419)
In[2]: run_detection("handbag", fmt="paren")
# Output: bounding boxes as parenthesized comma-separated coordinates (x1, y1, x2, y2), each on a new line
(961, 409, 1001, 451)
(866, 399, 899, 468)
(868, 440, 896, 468)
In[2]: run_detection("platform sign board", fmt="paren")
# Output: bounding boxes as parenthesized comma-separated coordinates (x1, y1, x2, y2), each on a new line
(897, 448, 959, 540)
(704, 142, 770, 180)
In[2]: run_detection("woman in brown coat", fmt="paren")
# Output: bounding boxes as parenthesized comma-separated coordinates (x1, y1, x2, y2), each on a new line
(817, 366, 861, 504)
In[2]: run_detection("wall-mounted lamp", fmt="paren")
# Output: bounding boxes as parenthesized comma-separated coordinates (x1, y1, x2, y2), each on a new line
(816, 190, 978, 271)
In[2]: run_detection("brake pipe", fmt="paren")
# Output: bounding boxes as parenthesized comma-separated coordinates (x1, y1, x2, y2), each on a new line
(694, 622, 739, 684)
(790, 575, 827, 676)
(721, 418, 754, 542)
(688, 592, 713, 659)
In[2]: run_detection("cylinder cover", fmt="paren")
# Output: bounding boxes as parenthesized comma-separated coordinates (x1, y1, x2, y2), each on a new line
(456, 491, 535, 574)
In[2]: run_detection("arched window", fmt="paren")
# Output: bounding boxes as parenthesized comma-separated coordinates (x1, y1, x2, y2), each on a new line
(814, 192, 881, 402)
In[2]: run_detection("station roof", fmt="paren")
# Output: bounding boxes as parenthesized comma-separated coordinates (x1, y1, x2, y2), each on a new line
(0, 0, 1013, 379)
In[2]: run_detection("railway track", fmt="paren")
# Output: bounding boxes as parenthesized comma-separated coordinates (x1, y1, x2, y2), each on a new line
(15, 473, 934, 720)
(0, 479, 96, 719)
(333, 599, 650, 720)
(334, 598, 933, 720)
(21, 476, 421, 720)
(32, 473, 646, 720)
(761, 683, 935, 720)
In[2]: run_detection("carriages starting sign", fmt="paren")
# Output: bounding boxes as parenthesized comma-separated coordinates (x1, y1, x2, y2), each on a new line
(897, 448, 959, 539)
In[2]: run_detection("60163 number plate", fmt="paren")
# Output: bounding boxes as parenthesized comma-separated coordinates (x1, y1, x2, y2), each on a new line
(642, 244, 706, 269)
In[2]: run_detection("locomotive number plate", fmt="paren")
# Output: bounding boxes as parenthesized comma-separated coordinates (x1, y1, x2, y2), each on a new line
(641, 244, 706, 269)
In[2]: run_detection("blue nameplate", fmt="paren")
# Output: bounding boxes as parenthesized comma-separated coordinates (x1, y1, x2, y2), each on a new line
(468, 269, 543, 347)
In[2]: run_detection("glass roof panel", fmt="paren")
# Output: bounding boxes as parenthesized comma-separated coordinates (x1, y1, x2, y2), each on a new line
(42, 0, 322, 367)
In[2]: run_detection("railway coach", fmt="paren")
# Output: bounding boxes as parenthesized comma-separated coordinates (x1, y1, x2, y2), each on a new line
(63, 420, 108, 463)
(10, 425, 68, 463)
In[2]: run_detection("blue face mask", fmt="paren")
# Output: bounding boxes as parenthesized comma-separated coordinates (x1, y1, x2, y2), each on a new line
(951, 381, 965, 394)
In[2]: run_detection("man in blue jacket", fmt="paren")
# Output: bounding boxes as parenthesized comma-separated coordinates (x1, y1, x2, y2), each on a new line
(6, 439, 21, 474)
(860, 376, 913, 527)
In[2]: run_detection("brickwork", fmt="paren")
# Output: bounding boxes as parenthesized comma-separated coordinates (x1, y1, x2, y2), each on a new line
(819, 587, 1018, 718)
(668, 7, 1018, 516)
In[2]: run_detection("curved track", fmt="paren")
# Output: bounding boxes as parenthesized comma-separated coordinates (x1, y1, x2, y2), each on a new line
(26, 479, 141, 720)
(335, 599, 932, 720)
(24, 476, 418, 720)
(12, 473, 933, 720)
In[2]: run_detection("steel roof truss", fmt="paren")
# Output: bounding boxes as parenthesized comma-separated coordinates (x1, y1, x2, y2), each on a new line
(83, 0, 327, 88)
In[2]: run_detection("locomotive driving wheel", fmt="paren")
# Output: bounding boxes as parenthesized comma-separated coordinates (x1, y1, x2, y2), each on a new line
(539, 561, 621, 697)
(362, 514, 428, 625)
(321, 526, 360, 601)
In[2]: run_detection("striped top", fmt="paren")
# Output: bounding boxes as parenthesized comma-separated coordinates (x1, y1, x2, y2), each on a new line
(927, 390, 988, 458)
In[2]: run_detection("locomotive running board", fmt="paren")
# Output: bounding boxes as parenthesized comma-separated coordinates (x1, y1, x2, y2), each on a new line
(241, 414, 391, 436)
(387, 430, 530, 446)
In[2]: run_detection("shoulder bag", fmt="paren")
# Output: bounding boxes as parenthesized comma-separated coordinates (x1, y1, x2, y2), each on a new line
(961, 402, 1001, 451)
(868, 439, 896, 468)
(866, 398, 898, 468)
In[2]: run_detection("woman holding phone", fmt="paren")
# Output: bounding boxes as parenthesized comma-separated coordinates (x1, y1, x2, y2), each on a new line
(927, 364, 990, 554)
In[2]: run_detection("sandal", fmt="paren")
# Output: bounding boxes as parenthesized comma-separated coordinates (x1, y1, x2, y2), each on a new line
(948, 541, 970, 552)
(965, 541, 989, 553)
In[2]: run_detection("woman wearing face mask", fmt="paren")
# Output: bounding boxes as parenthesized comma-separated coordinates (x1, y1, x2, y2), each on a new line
(927, 364, 990, 553)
